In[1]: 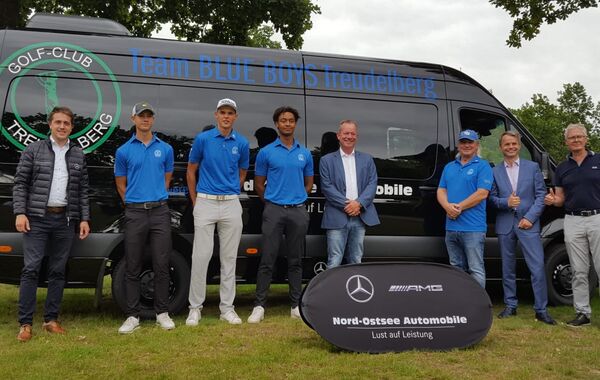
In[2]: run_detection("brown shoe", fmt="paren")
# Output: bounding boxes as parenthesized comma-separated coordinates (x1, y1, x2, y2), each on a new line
(17, 324, 32, 342)
(42, 320, 66, 334)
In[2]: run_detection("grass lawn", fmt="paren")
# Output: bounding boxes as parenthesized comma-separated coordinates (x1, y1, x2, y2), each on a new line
(1, 281, 599, 379)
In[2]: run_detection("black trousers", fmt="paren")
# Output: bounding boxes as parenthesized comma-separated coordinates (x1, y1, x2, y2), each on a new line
(255, 202, 309, 308)
(124, 204, 171, 316)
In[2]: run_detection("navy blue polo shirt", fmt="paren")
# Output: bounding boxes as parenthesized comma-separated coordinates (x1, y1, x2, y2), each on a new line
(255, 138, 314, 205)
(115, 134, 174, 203)
(554, 151, 600, 212)
(189, 127, 249, 195)
(438, 155, 493, 232)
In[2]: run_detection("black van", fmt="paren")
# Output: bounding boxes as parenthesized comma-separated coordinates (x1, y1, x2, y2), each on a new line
(0, 14, 578, 317)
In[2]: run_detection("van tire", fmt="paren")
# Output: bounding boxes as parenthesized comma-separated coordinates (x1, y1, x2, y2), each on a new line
(111, 250, 190, 319)
(545, 243, 598, 306)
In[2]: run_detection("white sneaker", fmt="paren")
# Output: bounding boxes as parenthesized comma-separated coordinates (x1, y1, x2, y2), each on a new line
(186, 308, 201, 326)
(156, 312, 175, 330)
(247, 306, 265, 324)
(118, 316, 140, 334)
(291, 306, 301, 319)
(220, 310, 242, 325)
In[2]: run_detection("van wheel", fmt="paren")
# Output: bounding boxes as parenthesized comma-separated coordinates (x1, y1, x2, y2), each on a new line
(545, 244, 598, 306)
(112, 250, 190, 319)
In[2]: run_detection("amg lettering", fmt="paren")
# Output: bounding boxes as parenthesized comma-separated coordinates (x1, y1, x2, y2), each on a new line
(388, 284, 443, 292)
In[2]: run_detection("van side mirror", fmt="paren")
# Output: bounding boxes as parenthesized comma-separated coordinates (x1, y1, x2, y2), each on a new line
(541, 152, 550, 180)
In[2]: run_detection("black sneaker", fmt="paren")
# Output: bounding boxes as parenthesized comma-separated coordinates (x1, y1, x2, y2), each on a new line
(535, 312, 557, 325)
(497, 307, 517, 318)
(566, 313, 590, 327)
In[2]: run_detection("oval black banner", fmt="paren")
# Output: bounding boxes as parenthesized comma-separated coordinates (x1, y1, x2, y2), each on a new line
(300, 262, 492, 353)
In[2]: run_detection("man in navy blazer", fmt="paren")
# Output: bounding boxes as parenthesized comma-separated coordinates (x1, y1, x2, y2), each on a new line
(489, 131, 555, 325)
(320, 120, 380, 268)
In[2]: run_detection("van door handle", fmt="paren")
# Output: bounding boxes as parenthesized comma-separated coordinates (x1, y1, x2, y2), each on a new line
(418, 186, 437, 191)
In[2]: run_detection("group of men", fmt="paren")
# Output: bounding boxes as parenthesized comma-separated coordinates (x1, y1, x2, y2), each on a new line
(12, 99, 600, 342)
(438, 125, 600, 327)
(13, 100, 380, 341)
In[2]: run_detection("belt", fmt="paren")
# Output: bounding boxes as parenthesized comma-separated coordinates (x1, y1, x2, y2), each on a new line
(197, 193, 238, 201)
(126, 200, 168, 209)
(568, 209, 600, 217)
(46, 206, 66, 214)
(269, 201, 305, 209)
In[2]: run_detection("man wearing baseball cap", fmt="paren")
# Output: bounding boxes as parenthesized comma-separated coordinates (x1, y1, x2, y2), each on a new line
(437, 129, 493, 288)
(115, 102, 176, 334)
(185, 98, 249, 326)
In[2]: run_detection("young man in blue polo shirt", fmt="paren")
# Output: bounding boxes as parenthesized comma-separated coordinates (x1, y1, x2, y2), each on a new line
(114, 102, 175, 334)
(248, 106, 314, 323)
(185, 98, 249, 326)
(437, 130, 493, 288)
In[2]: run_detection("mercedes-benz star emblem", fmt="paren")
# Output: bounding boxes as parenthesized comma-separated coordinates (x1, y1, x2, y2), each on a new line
(346, 275, 374, 303)
(314, 262, 327, 274)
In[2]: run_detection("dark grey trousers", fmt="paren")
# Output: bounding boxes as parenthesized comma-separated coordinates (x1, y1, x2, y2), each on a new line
(124, 204, 171, 316)
(255, 202, 309, 308)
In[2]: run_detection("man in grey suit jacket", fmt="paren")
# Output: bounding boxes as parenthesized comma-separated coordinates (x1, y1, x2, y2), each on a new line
(489, 131, 555, 325)
(320, 120, 380, 268)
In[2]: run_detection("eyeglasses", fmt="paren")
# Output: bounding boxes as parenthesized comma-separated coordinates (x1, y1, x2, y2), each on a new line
(567, 135, 587, 141)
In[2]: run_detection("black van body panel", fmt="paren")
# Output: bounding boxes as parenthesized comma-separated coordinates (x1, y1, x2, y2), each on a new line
(0, 24, 564, 299)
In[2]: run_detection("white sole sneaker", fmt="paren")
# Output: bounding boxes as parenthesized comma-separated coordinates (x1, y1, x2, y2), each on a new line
(247, 306, 265, 324)
(220, 311, 242, 325)
(291, 306, 301, 319)
(186, 309, 201, 326)
(118, 316, 140, 334)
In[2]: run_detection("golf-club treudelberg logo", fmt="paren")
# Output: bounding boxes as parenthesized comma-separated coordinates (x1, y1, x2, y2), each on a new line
(0, 42, 121, 153)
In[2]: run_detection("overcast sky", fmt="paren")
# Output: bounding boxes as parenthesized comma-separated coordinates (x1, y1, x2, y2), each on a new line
(156, 0, 599, 109)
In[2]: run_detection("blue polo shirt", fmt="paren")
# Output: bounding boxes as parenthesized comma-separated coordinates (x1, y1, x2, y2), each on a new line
(189, 127, 249, 195)
(255, 138, 314, 205)
(438, 155, 493, 232)
(554, 151, 600, 212)
(115, 134, 174, 203)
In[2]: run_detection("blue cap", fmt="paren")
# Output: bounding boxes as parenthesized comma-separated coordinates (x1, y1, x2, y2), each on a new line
(458, 129, 479, 141)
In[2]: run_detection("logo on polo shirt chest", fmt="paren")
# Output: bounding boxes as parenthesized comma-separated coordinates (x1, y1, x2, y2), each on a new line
(154, 149, 162, 158)
(467, 168, 474, 175)
(232, 146, 239, 155)
(298, 153, 305, 161)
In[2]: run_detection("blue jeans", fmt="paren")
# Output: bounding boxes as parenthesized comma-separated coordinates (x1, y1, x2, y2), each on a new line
(445, 231, 486, 288)
(326, 217, 366, 268)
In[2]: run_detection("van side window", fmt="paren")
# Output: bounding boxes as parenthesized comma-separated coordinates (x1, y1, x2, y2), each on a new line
(459, 109, 532, 165)
(460, 109, 531, 165)
(307, 97, 445, 179)
(157, 86, 304, 164)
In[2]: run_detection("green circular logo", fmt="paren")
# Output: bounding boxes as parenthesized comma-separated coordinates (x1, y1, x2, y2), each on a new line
(0, 42, 121, 153)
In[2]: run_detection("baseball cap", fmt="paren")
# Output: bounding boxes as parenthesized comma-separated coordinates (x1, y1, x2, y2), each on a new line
(132, 102, 155, 116)
(216, 98, 237, 112)
(458, 129, 479, 141)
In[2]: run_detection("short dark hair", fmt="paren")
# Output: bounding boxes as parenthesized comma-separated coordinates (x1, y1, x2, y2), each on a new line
(272, 106, 300, 123)
(48, 106, 74, 124)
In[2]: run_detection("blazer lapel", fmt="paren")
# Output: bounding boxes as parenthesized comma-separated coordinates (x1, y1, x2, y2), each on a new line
(498, 163, 513, 194)
(333, 151, 346, 190)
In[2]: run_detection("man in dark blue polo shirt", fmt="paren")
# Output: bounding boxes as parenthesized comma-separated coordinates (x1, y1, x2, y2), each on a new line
(247, 106, 314, 323)
(437, 130, 493, 288)
(185, 98, 249, 326)
(114, 102, 175, 334)
(545, 123, 600, 327)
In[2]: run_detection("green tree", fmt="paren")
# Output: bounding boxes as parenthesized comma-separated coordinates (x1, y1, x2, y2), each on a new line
(1, 0, 320, 50)
(511, 82, 600, 161)
(490, 0, 599, 47)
